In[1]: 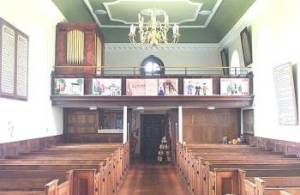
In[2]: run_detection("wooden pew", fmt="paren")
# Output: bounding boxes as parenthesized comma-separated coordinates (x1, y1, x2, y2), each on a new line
(176, 143, 300, 195)
(280, 189, 300, 195)
(243, 176, 300, 195)
(0, 142, 129, 195)
(0, 169, 72, 195)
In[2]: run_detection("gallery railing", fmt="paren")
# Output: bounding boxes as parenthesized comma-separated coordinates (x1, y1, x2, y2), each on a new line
(100, 66, 251, 76)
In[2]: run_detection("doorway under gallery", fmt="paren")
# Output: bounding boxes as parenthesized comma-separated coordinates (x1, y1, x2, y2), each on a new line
(129, 108, 178, 163)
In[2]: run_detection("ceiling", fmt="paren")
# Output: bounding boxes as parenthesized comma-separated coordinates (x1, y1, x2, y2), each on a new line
(52, 0, 255, 43)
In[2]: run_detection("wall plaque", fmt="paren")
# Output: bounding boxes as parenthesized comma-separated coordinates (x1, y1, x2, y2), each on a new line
(1, 25, 15, 95)
(0, 18, 29, 100)
(16, 34, 28, 97)
(273, 63, 298, 125)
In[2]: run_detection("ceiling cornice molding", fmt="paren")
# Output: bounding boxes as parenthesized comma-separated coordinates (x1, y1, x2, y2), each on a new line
(105, 43, 220, 51)
(85, 0, 223, 29)
(103, 0, 203, 25)
(83, 0, 102, 27)
(218, 0, 261, 49)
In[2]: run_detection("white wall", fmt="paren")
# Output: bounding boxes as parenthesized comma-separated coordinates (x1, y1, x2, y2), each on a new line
(104, 43, 222, 74)
(221, 0, 300, 142)
(0, 0, 65, 143)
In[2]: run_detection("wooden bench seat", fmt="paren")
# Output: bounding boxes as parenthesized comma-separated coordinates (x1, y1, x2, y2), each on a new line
(0, 142, 130, 195)
(176, 143, 300, 195)
(280, 188, 300, 195)
(244, 177, 300, 195)
(0, 170, 70, 195)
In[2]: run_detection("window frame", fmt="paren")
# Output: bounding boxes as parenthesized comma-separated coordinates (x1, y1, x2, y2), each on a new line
(140, 55, 165, 76)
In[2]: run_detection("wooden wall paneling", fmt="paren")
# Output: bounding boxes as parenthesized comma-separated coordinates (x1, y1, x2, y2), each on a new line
(98, 109, 104, 129)
(167, 109, 178, 163)
(213, 77, 220, 95)
(66, 133, 122, 143)
(64, 108, 123, 143)
(84, 30, 96, 66)
(85, 77, 93, 95)
(178, 77, 184, 95)
(0, 135, 63, 159)
(3, 142, 19, 158)
(0, 145, 4, 159)
(248, 136, 300, 156)
(72, 170, 95, 195)
(183, 108, 239, 144)
(18, 140, 30, 154)
(66, 108, 99, 134)
(51, 95, 254, 108)
(55, 28, 66, 66)
(121, 77, 126, 95)
(98, 31, 105, 76)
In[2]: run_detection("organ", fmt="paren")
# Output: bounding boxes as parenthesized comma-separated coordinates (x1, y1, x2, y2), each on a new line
(55, 23, 103, 75)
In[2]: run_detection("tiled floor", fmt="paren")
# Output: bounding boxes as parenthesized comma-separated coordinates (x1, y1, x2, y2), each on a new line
(117, 163, 190, 195)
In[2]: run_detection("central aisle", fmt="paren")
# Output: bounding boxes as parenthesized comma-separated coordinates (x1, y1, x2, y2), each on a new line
(118, 164, 190, 195)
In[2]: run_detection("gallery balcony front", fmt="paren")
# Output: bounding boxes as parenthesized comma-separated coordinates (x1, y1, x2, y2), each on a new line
(50, 66, 254, 109)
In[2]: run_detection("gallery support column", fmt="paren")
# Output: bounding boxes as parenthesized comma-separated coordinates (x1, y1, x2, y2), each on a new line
(178, 106, 183, 143)
(123, 106, 128, 144)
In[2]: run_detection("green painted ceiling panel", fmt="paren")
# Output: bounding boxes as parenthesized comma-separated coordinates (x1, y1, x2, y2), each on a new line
(209, 0, 256, 41)
(51, 0, 256, 43)
(52, 0, 94, 22)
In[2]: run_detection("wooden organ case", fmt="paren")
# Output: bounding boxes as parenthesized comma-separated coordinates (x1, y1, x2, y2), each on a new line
(55, 23, 103, 75)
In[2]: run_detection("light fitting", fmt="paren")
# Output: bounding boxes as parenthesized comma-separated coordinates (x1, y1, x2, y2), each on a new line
(207, 106, 216, 110)
(128, 8, 180, 47)
(136, 106, 145, 110)
(89, 106, 97, 110)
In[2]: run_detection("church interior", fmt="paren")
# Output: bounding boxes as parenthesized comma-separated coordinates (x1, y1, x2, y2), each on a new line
(1, 0, 300, 194)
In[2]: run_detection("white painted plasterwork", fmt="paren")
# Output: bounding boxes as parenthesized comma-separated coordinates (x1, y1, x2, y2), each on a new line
(84, 0, 223, 29)
(105, 43, 220, 51)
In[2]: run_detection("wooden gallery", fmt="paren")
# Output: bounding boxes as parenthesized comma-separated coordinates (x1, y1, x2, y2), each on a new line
(0, 0, 300, 195)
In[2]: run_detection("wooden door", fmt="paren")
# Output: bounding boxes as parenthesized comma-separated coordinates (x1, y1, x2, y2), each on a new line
(141, 114, 165, 162)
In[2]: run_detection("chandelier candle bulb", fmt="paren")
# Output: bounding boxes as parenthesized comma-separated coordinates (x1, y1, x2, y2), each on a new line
(129, 24, 136, 35)
(173, 24, 177, 34)
(164, 13, 167, 24)
(128, 8, 180, 46)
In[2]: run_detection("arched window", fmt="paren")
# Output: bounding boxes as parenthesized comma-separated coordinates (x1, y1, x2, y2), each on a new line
(230, 50, 240, 75)
(140, 55, 164, 76)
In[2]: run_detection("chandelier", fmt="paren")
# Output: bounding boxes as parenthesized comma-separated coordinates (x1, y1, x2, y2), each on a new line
(128, 8, 180, 47)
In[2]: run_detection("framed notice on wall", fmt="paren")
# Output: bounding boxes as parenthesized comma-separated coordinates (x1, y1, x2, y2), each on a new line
(273, 63, 298, 125)
(0, 17, 29, 100)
